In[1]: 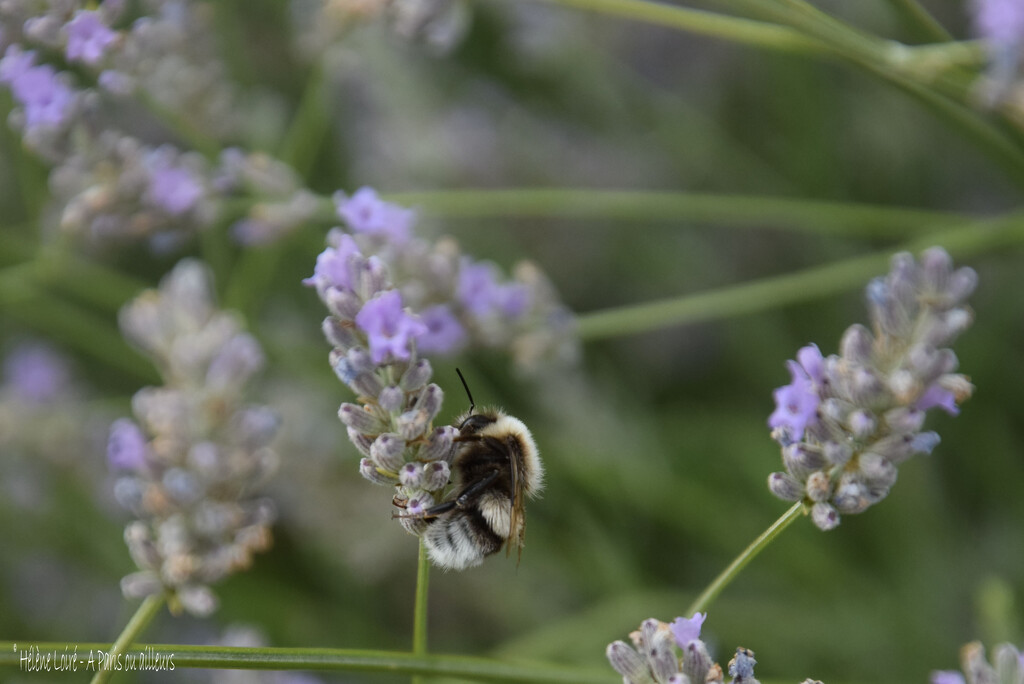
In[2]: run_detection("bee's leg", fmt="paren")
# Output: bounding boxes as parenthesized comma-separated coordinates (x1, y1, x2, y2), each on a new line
(408, 469, 501, 519)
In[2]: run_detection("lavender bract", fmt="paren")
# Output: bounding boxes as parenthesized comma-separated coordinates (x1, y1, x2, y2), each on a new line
(108, 260, 279, 616)
(931, 641, 1024, 684)
(767, 247, 976, 530)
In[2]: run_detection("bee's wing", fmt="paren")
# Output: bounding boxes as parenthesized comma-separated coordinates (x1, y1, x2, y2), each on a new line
(506, 436, 529, 560)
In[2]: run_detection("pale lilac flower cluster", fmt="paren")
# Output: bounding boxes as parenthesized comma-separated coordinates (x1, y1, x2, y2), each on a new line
(108, 260, 279, 616)
(0, 2, 236, 246)
(304, 219, 455, 536)
(767, 247, 976, 530)
(931, 641, 1024, 684)
(332, 187, 578, 370)
(970, 0, 1024, 102)
(52, 133, 214, 247)
(607, 613, 795, 684)
(216, 149, 322, 246)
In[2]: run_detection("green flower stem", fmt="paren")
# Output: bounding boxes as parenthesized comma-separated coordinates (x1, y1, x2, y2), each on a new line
(685, 502, 804, 616)
(0, 642, 617, 683)
(412, 539, 431, 684)
(883, 0, 953, 43)
(576, 212, 1024, 341)
(520, 0, 827, 55)
(384, 188, 969, 237)
(89, 593, 167, 684)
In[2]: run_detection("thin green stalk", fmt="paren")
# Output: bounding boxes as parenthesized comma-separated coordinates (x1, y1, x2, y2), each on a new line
(90, 593, 167, 684)
(412, 539, 431, 684)
(0, 642, 616, 683)
(685, 502, 804, 616)
(883, 0, 953, 42)
(575, 212, 1024, 341)
(384, 188, 969, 237)
(277, 63, 330, 178)
(520, 0, 828, 55)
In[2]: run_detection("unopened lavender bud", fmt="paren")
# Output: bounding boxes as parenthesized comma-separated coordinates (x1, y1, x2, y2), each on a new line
(399, 462, 425, 488)
(889, 369, 920, 404)
(667, 675, 691, 684)
(606, 641, 648, 682)
(820, 398, 847, 424)
(378, 385, 406, 413)
(926, 308, 973, 346)
(121, 571, 163, 599)
(921, 247, 953, 291)
(397, 409, 430, 441)
(414, 383, 444, 421)
(768, 472, 804, 501)
(419, 425, 457, 462)
(347, 427, 373, 457)
(811, 502, 840, 530)
(833, 480, 869, 514)
(728, 648, 758, 684)
(885, 407, 925, 433)
(682, 639, 714, 684)
(339, 403, 384, 433)
(856, 450, 897, 489)
(783, 444, 825, 478)
(357, 256, 390, 301)
(114, 477, 146, 511)
(400, 359, 433, 391)
(849, 367, 884, 404)
(360, 458, 393, 485)
(177, 585, 218, 617)
(840, 324, 875, 365)
(370, 433, 406, 472)
(423, 460, 451, 490)
(939, 374, 974, 402)
(823, 440, 852, 466)
(323, 317, 358, 349)
(350, 372, 385, 399)
(947, 267, 978, 304)
(325, 287, 363, 320)
(911, 431, 941, 455)
(647, 627, 679, 682)
(163, 468, 202, 504)
(847, 409, 876, 440)
(805, 471, 832, 502)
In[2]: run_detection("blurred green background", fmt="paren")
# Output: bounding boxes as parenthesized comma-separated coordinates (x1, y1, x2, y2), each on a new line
(1, 0, 1022, 682)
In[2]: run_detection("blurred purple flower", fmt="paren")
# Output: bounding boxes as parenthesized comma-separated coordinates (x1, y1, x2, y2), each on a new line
(65, 10, 119, 65)
(458, 261, 529, 318)
(145, 158, 203, 215)
(930, 671, 966, 684)
(336, 187, 414, 243)
(303, 234, 362, 290)
(107, 419, 149, 471)
(0, 49, 76, 130)
(670, 612, 706, 647)
(355, 290, 428, 364)
(916, 383, 960, 416)
(3, 343, 70, 403)
(972, 0, 1024, 48)
(416, 305, 467, 354)
(768, 346, 822, 440)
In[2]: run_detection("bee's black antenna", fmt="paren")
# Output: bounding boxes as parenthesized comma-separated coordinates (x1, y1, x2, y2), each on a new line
(455, 367, 475, 416)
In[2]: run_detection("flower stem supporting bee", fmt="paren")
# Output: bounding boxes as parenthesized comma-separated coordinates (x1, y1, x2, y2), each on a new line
(412, 538, 431, 684)
(89, 592, 166, 684)
(685, 502, 804, 617)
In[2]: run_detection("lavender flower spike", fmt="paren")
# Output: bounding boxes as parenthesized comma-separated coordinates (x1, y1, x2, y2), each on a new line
(110, 260, 279, 616)
(932, 641, 1024, 684)
(306, 187, 576, 552)
(767, 247, 976, 529)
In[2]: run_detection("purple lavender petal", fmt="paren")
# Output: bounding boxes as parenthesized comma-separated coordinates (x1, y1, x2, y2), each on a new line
(355, 290, 428, 364)
(65, 10, 119, 65)
(3, 343, 70, 403)
(108, 419, 149, 471)
(670, 612, 706, 648)
(916, 383, 960, 416)
(416, 305, 467, 354)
